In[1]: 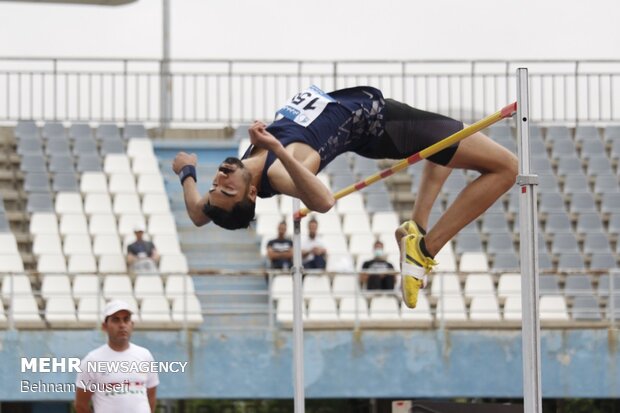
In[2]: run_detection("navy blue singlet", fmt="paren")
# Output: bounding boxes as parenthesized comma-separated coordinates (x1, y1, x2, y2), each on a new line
(242, 86, 387, 198)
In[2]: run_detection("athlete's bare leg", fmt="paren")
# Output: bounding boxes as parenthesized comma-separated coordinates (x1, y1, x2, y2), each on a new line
(396, 131, 518, 257)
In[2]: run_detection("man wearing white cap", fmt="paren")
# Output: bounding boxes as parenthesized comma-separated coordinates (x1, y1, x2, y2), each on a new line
(127, 223, 160, 273)
(74, 300, 159, 413)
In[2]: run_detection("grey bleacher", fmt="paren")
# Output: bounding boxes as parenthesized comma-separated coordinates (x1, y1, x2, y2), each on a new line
(557, 253, 586, 271)
(487, 232, 515, 253)
(73, 137, 98, 155)
(577, 214, 605, 235)
(593, 174, 618, 194)
(96, 123, 121, 140)
(580, 225, 606, 249)
(544, 212, 572, 234)
(571, 296, 602, 321)
(551, 233, 580, 254)
(563, 174, 590, 194)
(365, 193, 393, 212)
(590, 253, 617, 270)
(574, 125, 599, 142)
(69, 123, 92, 140)
(17, 137, 44, 156)
(14, 120, 38, 138)
(481, 212, 510, 234)
(569, 193, 597, 214)
(49, 155, 76, 173)
(539, 274, 561, 295)
(42, 122, 66, 140)
(76, 154, 103, 172)
(455, 232, 483, 254)
(581, 141, 607, 159)
(20, 154, 47, 172)
(52, 173, 79, 192)
(123, 123, 148, 139)
(606, 296, 620, 319)
(100, 138, 125, 155)
(491, 252, 519, 272)
(564, 274, 594, 299)
(26, 193, 54, 213)
(23, 173, 51, 193)
(604, 125, 620, 141)
(45, 139, 71, 156)
(546, 125, 571, 141)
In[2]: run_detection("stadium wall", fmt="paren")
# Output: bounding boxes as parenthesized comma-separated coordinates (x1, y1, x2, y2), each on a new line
(2, 329, 619, 401)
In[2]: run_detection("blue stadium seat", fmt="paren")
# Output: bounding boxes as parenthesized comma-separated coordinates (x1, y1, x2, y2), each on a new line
(574, 125, 599, 143)
(571, 296, 601, 321)
(23, 173, 51, 193)
(557, 253, 586, 271)
(42, 122, 66, 140)
(545, 126, 571, 142)
(589, 253, 617, 271)
(564, 274, 594, 299)
(49, 155, 76, 173)
(576, 213, 605, 235)
(69, 123, 92, 141)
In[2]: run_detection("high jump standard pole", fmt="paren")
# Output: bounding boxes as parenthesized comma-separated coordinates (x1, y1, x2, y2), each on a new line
(516, 67, 543, 413)
(292, 198, 305, 413)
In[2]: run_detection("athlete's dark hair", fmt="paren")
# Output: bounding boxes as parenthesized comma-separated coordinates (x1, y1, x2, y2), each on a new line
(203, 198, 256, 230)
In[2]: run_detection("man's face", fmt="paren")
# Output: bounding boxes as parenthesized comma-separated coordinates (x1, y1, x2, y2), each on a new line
(308, 221, 318, 238)
(208, 157, 255, 210)
(103, 310, 133, 347)
(278, 222, 287, 237)
(134, 230, 144, 240)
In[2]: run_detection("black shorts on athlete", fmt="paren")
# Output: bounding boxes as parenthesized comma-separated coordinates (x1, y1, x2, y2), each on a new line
(373, 99, 464, 166)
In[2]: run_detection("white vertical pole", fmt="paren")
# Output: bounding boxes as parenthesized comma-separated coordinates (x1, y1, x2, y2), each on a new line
(516, 68, 543, 413)
(160, 0, 172, 130)
(291, 199, 306, 413)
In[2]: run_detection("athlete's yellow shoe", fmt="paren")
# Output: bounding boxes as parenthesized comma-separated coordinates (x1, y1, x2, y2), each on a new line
(398, 221, 437, 309)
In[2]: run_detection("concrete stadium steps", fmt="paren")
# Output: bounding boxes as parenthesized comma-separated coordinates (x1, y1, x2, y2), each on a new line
(0, 128, 35, 269)
(155, 140, 269, 329)
(194, 275, 270, 330)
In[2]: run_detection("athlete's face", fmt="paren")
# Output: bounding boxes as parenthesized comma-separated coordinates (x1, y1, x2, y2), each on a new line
(103, 310, 133, 348)
(208, 157, 256, 211)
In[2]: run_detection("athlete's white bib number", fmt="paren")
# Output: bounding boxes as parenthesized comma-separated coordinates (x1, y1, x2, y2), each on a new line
(276, 85, 336, 127)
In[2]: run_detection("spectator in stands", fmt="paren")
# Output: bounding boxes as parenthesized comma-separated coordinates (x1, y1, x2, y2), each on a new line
(74, 300, 159, 413)
(360, 240, 395, 291)
(266, 220, 293, 270)
(173, 86, 517, 309)
(301, 217, 327, 269)
(127, 223, 160, 274)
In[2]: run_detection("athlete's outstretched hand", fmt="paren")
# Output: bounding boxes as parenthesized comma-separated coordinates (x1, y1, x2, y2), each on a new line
(249, 121, 282, 152)
(172, 151, 197, 174)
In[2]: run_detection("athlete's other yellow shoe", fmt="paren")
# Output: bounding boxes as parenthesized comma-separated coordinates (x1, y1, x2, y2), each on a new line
(399, 221, 437, 309)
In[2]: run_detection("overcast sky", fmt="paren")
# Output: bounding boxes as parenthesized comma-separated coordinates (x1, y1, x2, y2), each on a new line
(0, 0, 618, 60)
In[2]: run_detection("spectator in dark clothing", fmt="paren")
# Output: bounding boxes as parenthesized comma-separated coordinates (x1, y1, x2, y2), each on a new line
(360, 240, 395, 291)
(266, 221, 293, 270)
(127, 223, 160, 273)
(301, 217, 327, 269)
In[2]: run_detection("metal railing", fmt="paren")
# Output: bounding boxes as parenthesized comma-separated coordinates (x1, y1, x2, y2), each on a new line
(1, 269, 617, 332)
(1, 58, 620, 125)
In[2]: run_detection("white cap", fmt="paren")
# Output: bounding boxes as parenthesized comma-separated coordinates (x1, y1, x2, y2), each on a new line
(133, 222, 145, 232)
(103, 299, 133, 318)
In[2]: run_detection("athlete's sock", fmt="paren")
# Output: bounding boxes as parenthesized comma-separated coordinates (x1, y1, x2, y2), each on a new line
(419, 238, 434, 259)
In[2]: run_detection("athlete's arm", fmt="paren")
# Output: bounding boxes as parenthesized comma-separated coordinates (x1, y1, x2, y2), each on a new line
(74, 388, 93, 413)
(172, 152, 211, 226)
(147, 386, 157, 413)
(249, 122, 335, 213)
